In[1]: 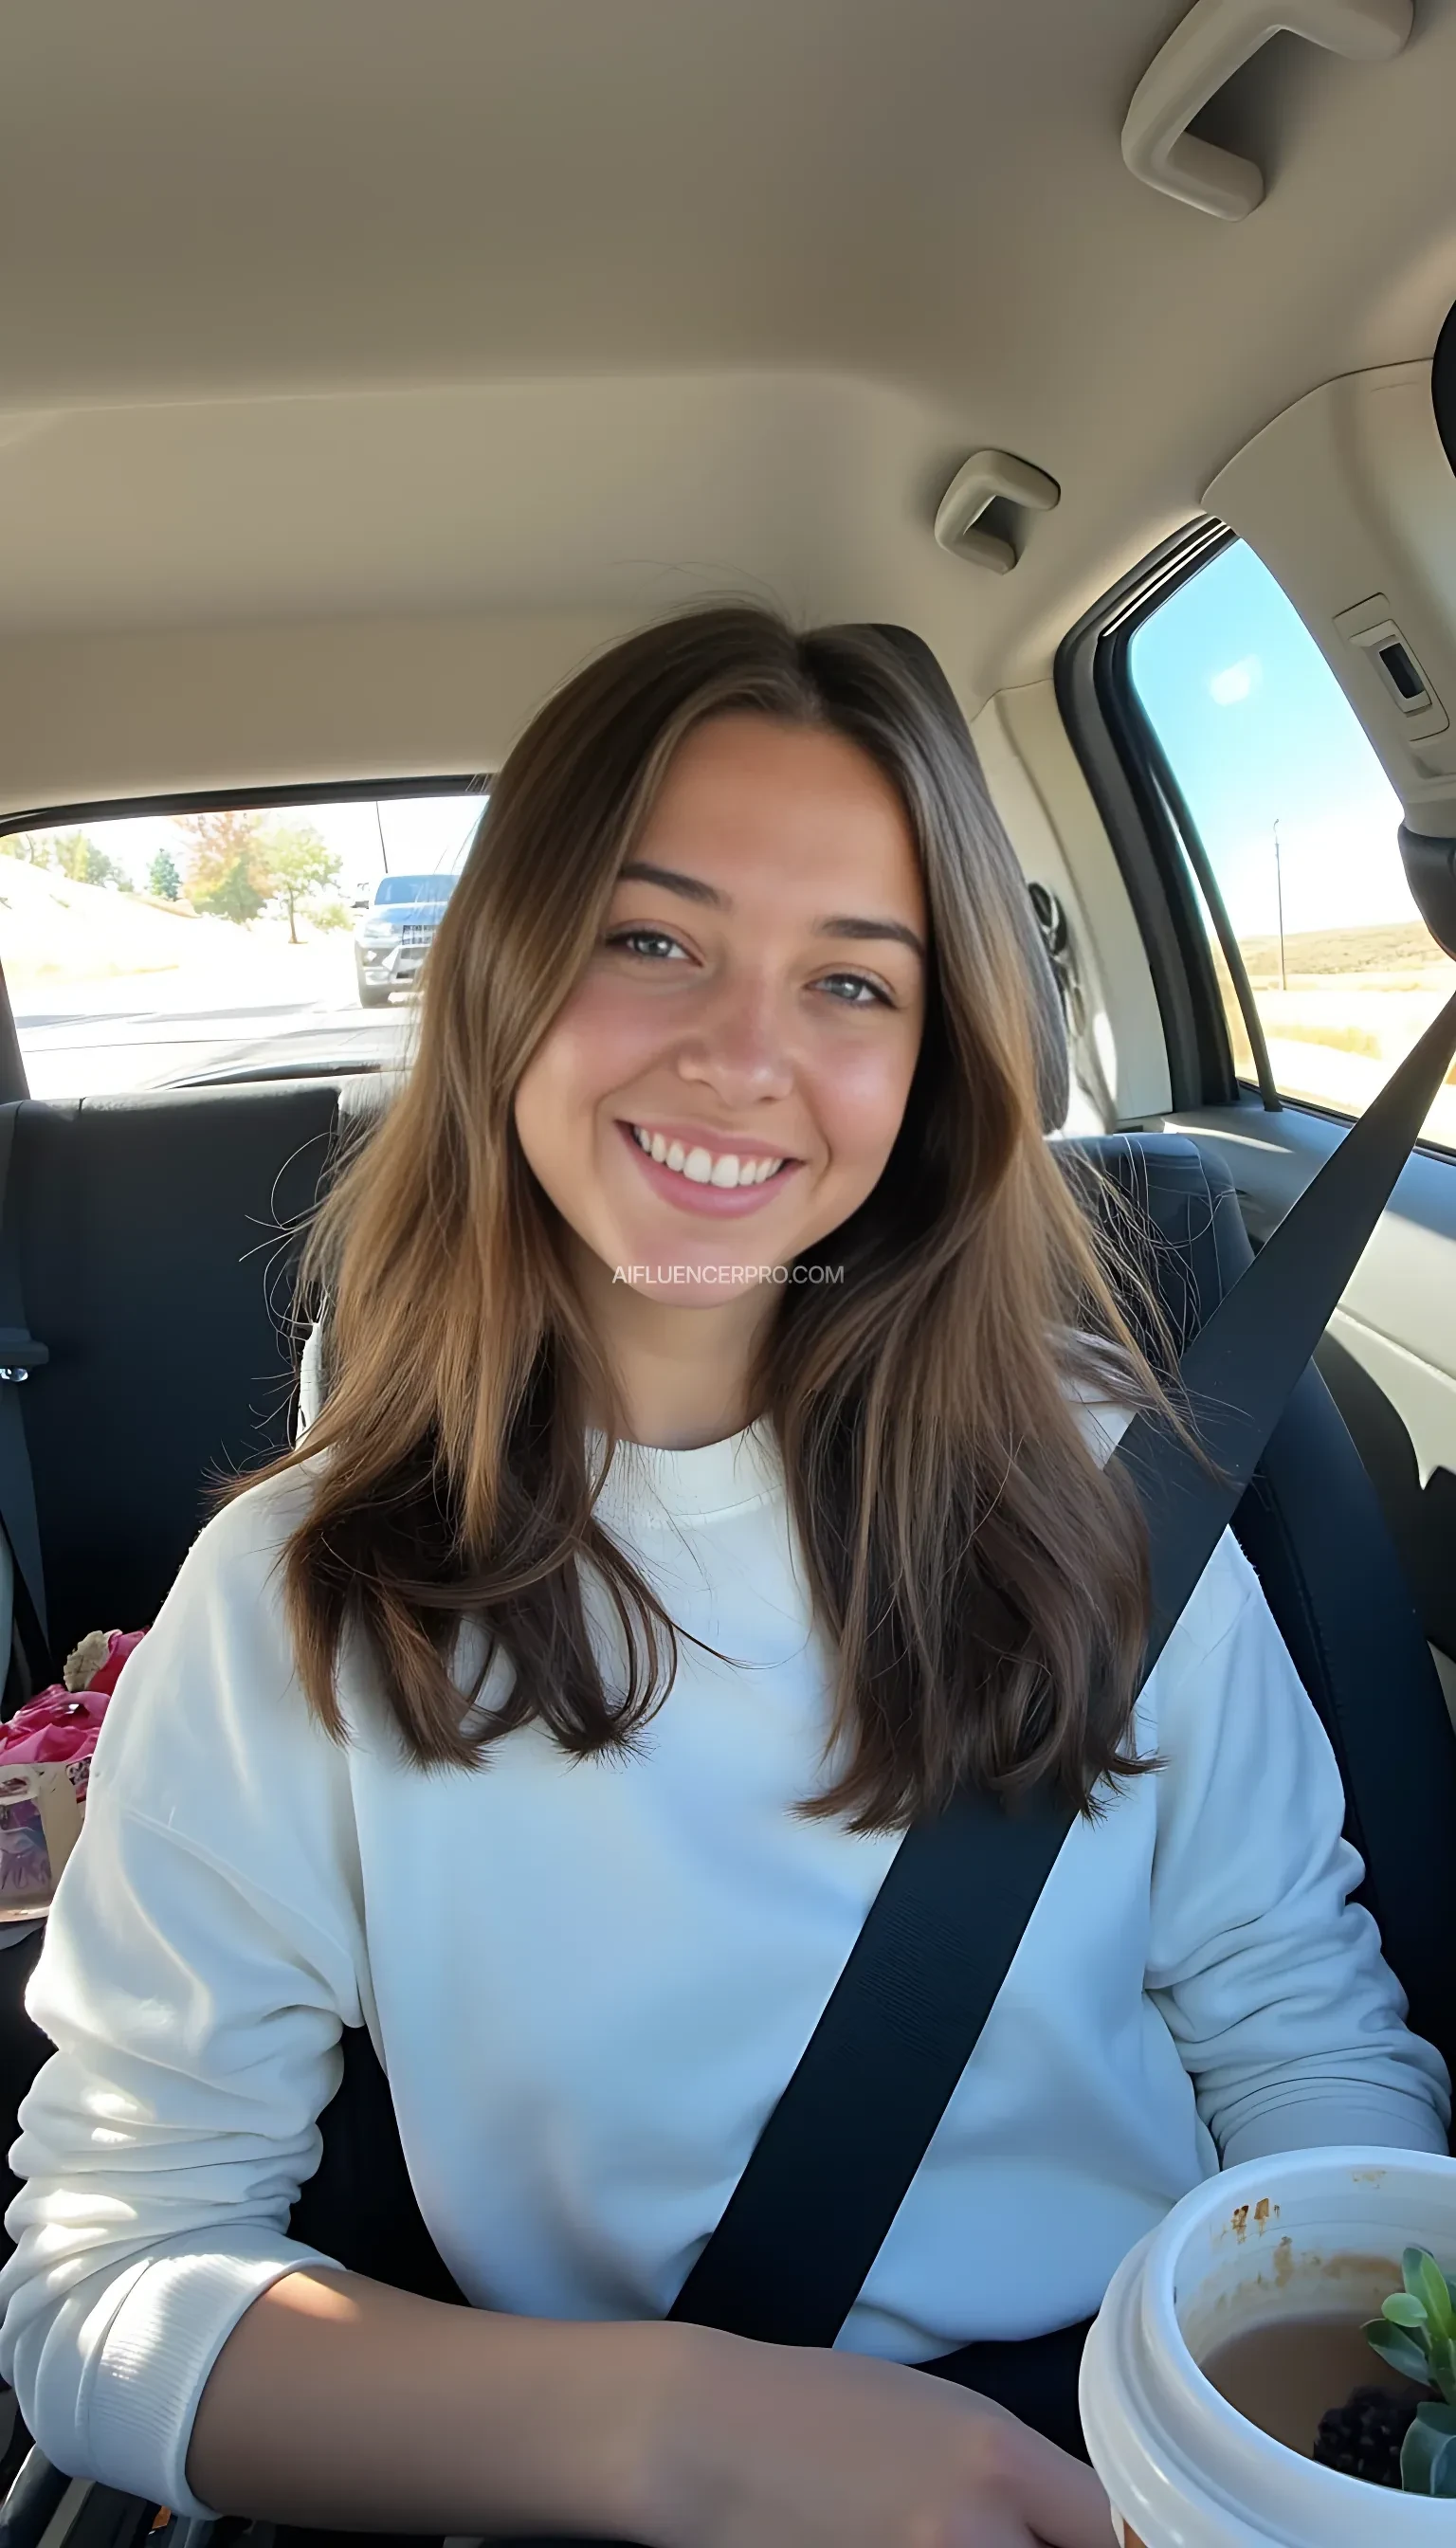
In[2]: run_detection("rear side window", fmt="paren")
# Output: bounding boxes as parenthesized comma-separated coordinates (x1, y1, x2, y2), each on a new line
(0, 788, 483, 1100)
(1128, 538, 1456, 1154)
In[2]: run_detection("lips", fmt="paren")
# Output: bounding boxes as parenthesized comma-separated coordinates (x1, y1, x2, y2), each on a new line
(616, 1119, 801, 1217)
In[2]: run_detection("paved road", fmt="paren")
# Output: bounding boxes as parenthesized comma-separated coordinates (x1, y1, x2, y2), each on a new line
(15, 992, 413, 1101)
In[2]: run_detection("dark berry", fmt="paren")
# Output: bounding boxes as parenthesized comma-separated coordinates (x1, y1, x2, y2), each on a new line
(1312, 2383, 1422, 2487)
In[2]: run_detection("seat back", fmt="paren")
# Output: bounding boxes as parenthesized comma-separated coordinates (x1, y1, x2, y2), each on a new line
(5, 1083, 339, 1675)
(1065, 1133, 1456, 2077)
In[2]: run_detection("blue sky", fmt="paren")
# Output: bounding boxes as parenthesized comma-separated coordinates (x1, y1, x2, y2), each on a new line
(1128, 538, 1416, 940)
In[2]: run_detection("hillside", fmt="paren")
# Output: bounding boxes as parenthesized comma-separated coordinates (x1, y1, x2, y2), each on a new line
(1236, 918, 1451, 983)
(0, 848, 340, 1001)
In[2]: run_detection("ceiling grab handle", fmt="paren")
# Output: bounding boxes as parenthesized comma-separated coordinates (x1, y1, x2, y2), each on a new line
(1121, 0, 1412, 220)
(933, 450, 1061, 574)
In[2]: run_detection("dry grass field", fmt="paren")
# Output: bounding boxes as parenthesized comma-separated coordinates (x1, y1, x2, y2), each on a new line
(1209, 916, 1456, 1146)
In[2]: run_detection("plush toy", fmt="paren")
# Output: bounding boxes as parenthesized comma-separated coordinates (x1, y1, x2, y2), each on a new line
(0, 1630, 147, 1772)
(62, 1627, 145, 1698)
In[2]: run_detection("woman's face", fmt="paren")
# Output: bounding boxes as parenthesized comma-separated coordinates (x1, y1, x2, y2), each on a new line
(513, 712, 928, 1310)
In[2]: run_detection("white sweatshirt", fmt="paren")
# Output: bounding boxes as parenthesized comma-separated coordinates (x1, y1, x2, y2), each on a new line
(0, 1414, 1447, 2520)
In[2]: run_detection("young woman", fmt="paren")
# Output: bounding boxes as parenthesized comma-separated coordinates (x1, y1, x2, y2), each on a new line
(0, 610, 1447, 2548)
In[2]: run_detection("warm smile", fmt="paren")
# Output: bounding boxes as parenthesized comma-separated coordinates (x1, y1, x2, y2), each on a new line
(616, 1119, 803, 1215)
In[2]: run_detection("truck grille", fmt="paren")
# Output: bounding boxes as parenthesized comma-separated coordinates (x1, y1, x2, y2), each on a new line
(400, 923, 435, 947)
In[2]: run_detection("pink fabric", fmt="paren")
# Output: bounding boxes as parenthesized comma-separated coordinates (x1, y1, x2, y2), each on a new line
(83, 1629, 147, 1699)
(0, 1631, 147, 1763)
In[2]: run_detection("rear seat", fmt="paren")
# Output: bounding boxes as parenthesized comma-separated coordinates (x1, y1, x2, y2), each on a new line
(5, 1082, 341, 1670)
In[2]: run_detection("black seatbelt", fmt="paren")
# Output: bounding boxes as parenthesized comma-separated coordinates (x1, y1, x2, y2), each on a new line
(1121, 979, 1456, 1681)
(0, 1104, 50, 1704)
(669, 978, 1456, 2352)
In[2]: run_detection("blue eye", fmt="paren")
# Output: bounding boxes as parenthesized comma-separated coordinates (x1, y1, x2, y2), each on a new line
(608, 928, 686, 960)
(820, 974, 891, 1008)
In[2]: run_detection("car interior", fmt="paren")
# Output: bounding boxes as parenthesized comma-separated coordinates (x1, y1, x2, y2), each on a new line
(2, 2, 1456, 2541)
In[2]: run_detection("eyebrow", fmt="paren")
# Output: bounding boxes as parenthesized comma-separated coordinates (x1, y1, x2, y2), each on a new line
(615, 860, 926, 962)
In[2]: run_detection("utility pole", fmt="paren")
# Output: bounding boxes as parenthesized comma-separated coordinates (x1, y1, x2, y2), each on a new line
(1273, 816, 1287, 992)
(374, 801, 391, 874)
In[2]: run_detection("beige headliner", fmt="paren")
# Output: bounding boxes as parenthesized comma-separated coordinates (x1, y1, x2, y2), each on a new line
(4, 0, 1456, 797)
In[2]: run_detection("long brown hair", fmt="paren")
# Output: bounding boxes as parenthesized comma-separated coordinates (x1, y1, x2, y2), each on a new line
(236, 606, 1177, 1829)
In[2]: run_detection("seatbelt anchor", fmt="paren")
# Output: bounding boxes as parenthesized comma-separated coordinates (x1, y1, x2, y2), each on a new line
(0, 1330, 47, 1383)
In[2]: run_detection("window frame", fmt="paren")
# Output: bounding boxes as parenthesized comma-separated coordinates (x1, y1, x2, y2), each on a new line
(1058, 519, 1456, 1156)
(0, 773, 488, 1103)
(1055, 518, 1283, 1119)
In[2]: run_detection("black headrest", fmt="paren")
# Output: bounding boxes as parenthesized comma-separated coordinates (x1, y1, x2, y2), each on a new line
(854, 622, 1071, 1134)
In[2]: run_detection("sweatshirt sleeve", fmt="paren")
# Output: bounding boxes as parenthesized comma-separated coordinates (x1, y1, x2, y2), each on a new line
(1143, 1531, 1451, 2167)
(0, 1475, 375, 2521)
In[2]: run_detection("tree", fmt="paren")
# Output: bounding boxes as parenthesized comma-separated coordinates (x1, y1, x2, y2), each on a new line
(53, 832, 97, 883)
(173, 809, 270, 923)
(148, 847, 182, 900)
(197, 855, 268, 923)
(257, 824, 342, 945)
(83, 842, 130, 890)
(4, 827, 132, 888)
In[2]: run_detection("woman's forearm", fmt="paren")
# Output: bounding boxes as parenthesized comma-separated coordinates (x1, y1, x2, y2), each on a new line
(185, 2266, 676, 2537)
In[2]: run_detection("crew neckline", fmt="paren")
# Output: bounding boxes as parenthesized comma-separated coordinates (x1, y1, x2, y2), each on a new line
(587, 1416, 782, 1527)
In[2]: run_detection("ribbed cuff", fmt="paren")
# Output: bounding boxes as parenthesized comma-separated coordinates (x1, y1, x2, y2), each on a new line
(1221, 2092, 1450, 2171)
(85, 2233, 347, 2519)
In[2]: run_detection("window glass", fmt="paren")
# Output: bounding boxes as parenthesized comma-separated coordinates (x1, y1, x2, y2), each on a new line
(0, 790, 483, 1100)
(1128, 538, 1456, 1153)
(371, 872, 461, 908)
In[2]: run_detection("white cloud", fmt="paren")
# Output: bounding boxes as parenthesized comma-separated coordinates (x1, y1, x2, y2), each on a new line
(1209, 656, 1262, 707)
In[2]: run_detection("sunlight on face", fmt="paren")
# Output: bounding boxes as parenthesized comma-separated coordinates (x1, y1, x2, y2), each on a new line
(513, 713, 928, 1309)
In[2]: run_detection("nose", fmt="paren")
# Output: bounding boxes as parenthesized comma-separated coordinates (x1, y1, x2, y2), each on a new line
(672, 968, 795, 1103)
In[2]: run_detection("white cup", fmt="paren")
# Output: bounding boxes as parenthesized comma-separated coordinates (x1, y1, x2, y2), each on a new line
(1079, 2145, 1456, 2545)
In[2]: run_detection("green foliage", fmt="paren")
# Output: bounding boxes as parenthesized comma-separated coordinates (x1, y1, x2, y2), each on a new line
(307, 896, 353, 934)
(1402, 2404, 1456, 2496)
(168, 808, 343, 935)
(84, 842, 130, 889)
(9, 828, 129, 888)
(258, 823, 342, 942)
(173, 808, 270, 923)
(51, 831, 96, 883)
(192, 853, 267, 924)
(147, 847, 182, 900)
(1365, 2247, 1456, 2495)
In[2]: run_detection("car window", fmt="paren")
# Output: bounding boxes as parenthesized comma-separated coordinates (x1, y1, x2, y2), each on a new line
(0, 789, 483, 1099)
(372, 874, 461, 907)
(1128, 537, 1456, 1154)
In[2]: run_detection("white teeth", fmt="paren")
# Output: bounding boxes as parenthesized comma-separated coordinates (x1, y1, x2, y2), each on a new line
(631, 1126, 785, 1188)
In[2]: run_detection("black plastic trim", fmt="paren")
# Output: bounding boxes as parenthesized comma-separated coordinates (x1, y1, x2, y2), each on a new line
(0, 771, 487, 841)
(1129, 693, 1282, 1114)
(1434, 291, 1456, 482)
(1054, 519, 1247, 1114)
